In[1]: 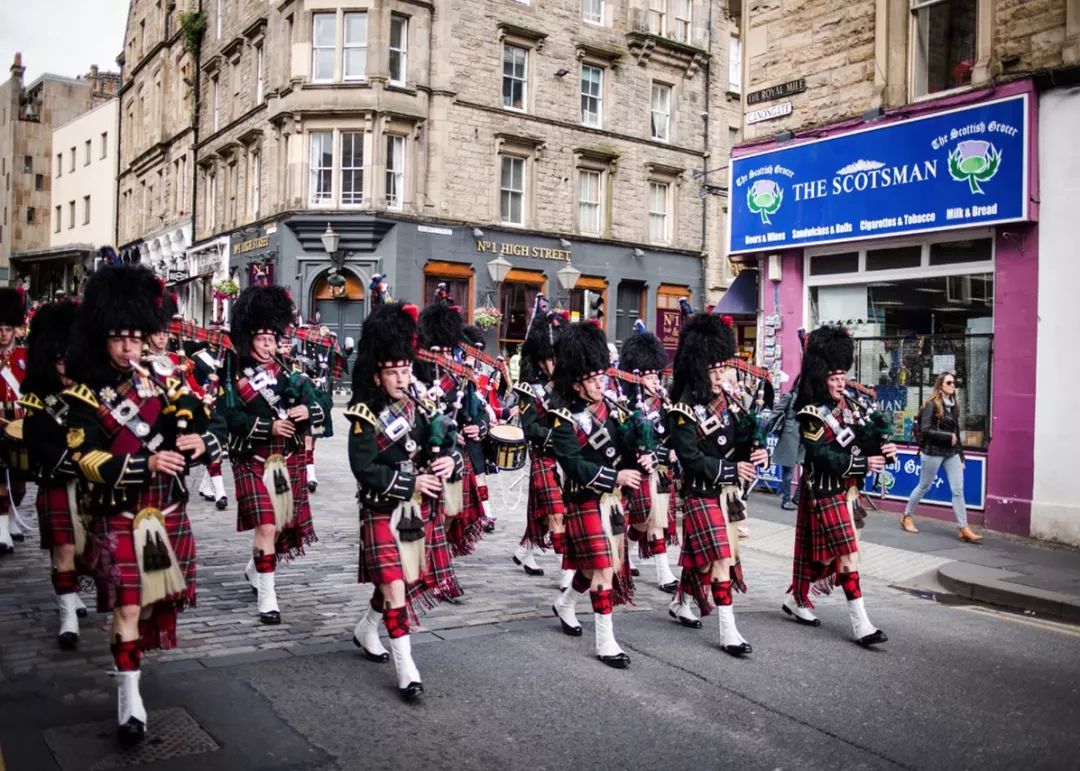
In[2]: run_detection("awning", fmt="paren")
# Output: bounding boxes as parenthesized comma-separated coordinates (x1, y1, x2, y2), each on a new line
(713, 269, 759, 316)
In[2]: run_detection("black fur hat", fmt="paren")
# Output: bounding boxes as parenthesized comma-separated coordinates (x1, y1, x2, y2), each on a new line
(231, 285, 294, 365)
(461, 324, 485, 349)
(670, 313, 736, 405)
(0, 287, 26, 327)
(66, 265, 165, 387)
(351, 302, 418, 406)
(418, 301, 463, 350)
(619, 325, 668, 375)
(795, 325, 853, 409)
(23, 301, 78, 397)
(552, 321, 609, 400)
(520, 310, 568, 383)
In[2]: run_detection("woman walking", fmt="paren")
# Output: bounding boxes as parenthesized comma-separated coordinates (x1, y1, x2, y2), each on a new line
(901, 373, 981, 542)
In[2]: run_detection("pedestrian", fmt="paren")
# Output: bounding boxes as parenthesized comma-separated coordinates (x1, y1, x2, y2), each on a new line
(782, 325, 895, 646)
(902, 372, 981, 542)
(219, 286, 325, 625)
(549, 322, 641, 668)
(772, 382, 803, 511)
(344, 302, 464, 701)
(665, 313, 767, 655)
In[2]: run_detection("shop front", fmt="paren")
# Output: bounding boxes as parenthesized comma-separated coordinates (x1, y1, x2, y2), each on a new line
(729, 81, 1037, 536)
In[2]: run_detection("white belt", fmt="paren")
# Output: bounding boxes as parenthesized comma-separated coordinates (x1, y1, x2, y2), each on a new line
(121, 503, 181, 520)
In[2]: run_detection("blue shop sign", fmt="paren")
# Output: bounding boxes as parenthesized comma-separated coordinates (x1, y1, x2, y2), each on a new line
(863, 448, 986, 511)
(729, 94, 1030, 254)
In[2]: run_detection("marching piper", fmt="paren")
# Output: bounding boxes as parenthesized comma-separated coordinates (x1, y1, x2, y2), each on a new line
(783, 325, 895, 646)
(0, 286, 29, 553)
(218, 286, 325, 625)
(345, 302, 463, 701)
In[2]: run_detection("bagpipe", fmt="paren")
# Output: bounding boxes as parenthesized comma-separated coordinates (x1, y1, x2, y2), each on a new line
(168, 319, 234, 355)
(844, 382, 896, 496)
(292, 325, 346, 381)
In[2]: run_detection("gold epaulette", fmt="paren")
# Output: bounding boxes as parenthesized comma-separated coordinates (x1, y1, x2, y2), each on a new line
(512, 383, 534, 399)
(63, 384, 99, 409)
(668, 402, 695, 422)
(343, 402, 377, 426)
(17, 393, 44, 412)
(550, 407, 573, 426)
(797, 405, 825, 441)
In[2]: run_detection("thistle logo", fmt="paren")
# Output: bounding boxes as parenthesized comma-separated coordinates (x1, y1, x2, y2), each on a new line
(948, 140, 1001, 195)
(747, 179, 783, 224)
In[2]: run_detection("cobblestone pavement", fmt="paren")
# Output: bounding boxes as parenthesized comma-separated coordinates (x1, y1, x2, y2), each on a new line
(0, 428, 908, 683)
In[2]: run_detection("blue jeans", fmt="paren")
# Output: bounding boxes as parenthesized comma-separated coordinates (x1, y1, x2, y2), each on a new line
(904, 452, 967, 527)
(780, 466, 799, 505)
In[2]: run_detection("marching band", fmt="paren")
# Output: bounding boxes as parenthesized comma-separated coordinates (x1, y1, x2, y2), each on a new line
(0, 264, 903, 744)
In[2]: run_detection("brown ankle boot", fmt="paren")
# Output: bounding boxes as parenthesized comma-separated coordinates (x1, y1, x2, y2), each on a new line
(958, 525, 983, 542)
(900, 515, 919, 533)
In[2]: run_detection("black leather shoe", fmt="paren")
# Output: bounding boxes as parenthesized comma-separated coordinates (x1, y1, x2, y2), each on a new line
(352, 635, 389, 662)
(857, 629, 888, 647)
(75, 607, 88, 619)
(513, 555, 545, 577)
(598, 652, 630, 669)
(12, 532, 24, 542)
(659, 580, 678, 594)
(400, 682, 424, 702)
(259, 610, 281, 625)
(782, 603, 821, 627)
(722, 642, 753, 657)
(552, 604, 582, 636)
(308, 481, 318, 494)
(216, 497, 228, 511)
(630, 567, 640, 577)
(117, 718, 146, 748)
(58, 632, 79, 651)
(483, 520, 496, 533)
(199, 492, 216, 502)
(668, 609, 702, 629)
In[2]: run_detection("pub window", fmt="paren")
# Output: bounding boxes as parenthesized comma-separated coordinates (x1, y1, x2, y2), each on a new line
(567, 275, 607, 325)
(910, 0, 976, 98)
(500, 155, 526, 226)
(423, 261, 474, 322)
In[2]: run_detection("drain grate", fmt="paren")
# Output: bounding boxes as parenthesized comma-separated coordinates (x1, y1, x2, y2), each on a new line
(43, 707, 219, 770)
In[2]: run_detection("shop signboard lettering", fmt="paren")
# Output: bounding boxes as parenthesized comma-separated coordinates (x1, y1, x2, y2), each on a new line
(475, 240, 570, 262)
(746, 79, 806, 106)
(656, 307, 682, 360)
(862, 448, 986, 510)
(746, 101, 793, 125)
(729, 94, 1030, 254)
(234, 235, 271, 255)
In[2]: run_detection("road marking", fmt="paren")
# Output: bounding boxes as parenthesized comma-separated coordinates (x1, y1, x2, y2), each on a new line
(953, 604, 1080, 637)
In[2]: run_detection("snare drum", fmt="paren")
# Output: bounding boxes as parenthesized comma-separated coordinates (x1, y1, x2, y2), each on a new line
(486, 424, 527, 471)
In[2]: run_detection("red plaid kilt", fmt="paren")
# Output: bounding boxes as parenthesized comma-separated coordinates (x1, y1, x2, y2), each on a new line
(358, 501, 462, 625)
(675, 492, 746, 616)
(788, 482, 859, 609)
(82, 474, 196, 651)
(627, 467, 679, 560)
(232, 437, 317, 561)
(563, 496, 634, 606)
(446, 453, 490, 558)
(36, 483, 76, 550)
(521, 452, 563, 550)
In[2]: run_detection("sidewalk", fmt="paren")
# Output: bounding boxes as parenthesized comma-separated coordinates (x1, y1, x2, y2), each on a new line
(745, 487, 1080, 623)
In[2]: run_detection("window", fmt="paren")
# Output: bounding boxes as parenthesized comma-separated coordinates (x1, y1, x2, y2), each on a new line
(500, 155, 525, 226)
(580, 65, 603, 127)
(648, 181, 670, 243)
(26, 207, 35, 224)
(101, 131, 108, 158)
(343, 12, 368, 81)
(340, 131, 364, 205)
(211, 75, 220, 132)
(385, 135, 405, 210)
(85, 140, 91, 166)
(56, 154, 62, 177)
(215, 0, 223, 39)
(650, 83, 671, 141)
(578, 170, 601, 234)
(251, 153, 261, 217)
(583, 0, 604, 24)
(649, 0, 667, 34)
(23, 155, 32, 173)
(502, 45, 527, 111)
(728, 36, 742, 93)
(312, 13, 336, 82)
(672, 0, 691, 42)
(54, 205, 61, 232)
(309, 131, 333, 205)
(389, 15, 408, 86)
(255, 44, 264, 105)
(68, 200, 75, 229)
(206, 172, 217, 230)
(911, 0, 976, 97)
(35, 174, 43, 192)
(69, 148, 76, 172)
(83, 195, 91, 224)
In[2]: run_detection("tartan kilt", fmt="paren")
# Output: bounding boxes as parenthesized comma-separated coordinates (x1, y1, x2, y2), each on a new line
(675, 491, 746, 616)
(563, 496, 634, 606)
(83, 475, 196, 651)
(36, 483, 76, 550)
(358, 501, 462, 625)
(627, 467, 679, 559)
(521, 452, 563, 550)
(788, 482, 859, 609)
(446, 453, 490, 558)
(232, 438, 317, 561)
(625, 478, 653, 529)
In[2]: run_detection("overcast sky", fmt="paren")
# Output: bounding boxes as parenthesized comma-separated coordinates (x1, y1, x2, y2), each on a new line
(0, 0, 130, 84)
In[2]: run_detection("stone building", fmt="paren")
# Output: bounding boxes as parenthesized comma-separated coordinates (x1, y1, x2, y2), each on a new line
(0, 55, 116, 286)
(171, 0, 739, 348)
(727, 0, 1080, 543)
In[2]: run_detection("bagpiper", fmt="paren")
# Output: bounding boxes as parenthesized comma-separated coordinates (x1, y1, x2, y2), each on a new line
(0, 286, 29, 553)
(344, 302, 464, 701)
(218, 286, 325, 624)
(190, 324, 230, 510)
(665, 313, 768, 655)
(64, 265, 221, 745)
(19, 300, 90, 648)
(548, 322, 642, 669)
(619, 320, 680, 593)
(784, 325, 895, 646)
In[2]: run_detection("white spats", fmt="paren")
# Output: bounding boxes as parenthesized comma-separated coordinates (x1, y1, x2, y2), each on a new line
(0, 514, 13, 552)
(256, 570, 279, 616)
(57, 593, 80, 645)
(593, 612, 626, 659)
(306, 464, 318, 484)
(389, 633, 422, 690)
(243, 558, 257, 591)
(553, 587, 582, 632)
(668, 596, 701, 626)
(353, 607, 388, 659)
(513, 544, 541, 572)
(847, 597, 886, 644)
(198, 474, 215, 499)
(717, 605, 749, 649)
(560, 569, 575, 591)
(211, 474, 228, 501)
(114, 669, 147, 736)
(654, 551, 678, 588)
(782, 594, 820, 625)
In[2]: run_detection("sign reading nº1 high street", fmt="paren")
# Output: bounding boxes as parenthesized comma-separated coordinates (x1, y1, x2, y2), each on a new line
(728, 94, 1030, 254)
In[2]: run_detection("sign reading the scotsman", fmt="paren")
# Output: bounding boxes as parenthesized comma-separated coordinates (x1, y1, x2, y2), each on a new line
(728, 94, 1030, 254)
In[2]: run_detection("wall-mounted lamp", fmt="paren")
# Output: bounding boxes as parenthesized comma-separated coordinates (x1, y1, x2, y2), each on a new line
(633, 248, 645, 259)
(554, 68, 570, 78)
(472, 227, 485, 239)
(558, 238, 572, 249)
